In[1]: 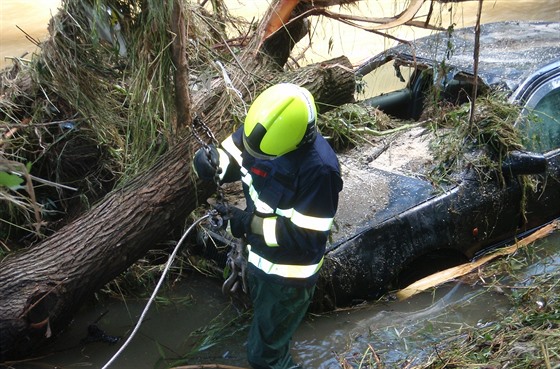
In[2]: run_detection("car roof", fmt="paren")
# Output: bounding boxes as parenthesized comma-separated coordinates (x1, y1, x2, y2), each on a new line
(359, 21, 560, 92)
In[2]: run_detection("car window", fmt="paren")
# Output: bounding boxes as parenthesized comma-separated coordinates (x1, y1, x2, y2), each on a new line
(519, 80, 560, 153)
(357, 62, 412, 100)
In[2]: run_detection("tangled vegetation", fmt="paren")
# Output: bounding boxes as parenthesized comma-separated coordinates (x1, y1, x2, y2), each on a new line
(1, 0, 532, 255)
(0, 0, 243, 252)
(425, 90, 525, 187)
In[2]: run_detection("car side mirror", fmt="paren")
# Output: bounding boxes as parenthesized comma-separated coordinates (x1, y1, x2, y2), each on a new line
(502, 151, 547, 176)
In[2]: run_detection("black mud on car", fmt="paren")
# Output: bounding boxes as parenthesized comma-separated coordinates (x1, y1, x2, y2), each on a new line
(314, 21, 560, 311)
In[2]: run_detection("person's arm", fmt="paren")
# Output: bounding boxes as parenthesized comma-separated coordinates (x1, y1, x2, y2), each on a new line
(192, 128, 244, 183)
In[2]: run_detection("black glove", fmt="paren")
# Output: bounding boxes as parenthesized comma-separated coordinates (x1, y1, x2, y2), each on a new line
(193, 145, 219, 181)
(214, 204, 253, 238)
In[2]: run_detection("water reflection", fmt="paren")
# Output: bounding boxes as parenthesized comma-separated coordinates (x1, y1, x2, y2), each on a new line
(297, 284, 511, 368)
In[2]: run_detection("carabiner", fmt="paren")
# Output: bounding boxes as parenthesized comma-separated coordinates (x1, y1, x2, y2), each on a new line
(208, 208, 223, 228)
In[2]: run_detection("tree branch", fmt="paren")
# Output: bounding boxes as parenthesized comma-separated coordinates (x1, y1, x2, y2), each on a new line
(171, 0, 191, 135)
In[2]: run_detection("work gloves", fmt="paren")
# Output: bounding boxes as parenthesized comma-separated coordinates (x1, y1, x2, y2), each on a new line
(193, 145, 219, 181)
(214, 204, 253, 239)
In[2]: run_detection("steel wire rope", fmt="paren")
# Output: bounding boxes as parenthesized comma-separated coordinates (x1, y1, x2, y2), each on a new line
(101, 213, 211, 369)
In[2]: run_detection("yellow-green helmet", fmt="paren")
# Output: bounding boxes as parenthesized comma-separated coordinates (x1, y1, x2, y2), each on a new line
(243, 83, 317, 159)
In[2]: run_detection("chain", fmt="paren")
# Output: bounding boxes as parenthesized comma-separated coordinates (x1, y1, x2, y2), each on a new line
(192, 113, 218, 145)
(192, 115, 248, 300)
(192, 114, 227, 208)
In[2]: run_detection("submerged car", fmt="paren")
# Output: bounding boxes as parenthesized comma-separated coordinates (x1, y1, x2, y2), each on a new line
(315, 21, 560, 310)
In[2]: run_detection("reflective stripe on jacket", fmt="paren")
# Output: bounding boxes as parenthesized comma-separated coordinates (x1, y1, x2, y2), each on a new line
(216, 126, 342, 285)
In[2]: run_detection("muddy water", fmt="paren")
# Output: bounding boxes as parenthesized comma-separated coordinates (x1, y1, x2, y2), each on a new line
(2, 1, 560, 368)
(10, 231, 560, 368)
(2, 0, 559, 68)
(0, 0, 59, 67)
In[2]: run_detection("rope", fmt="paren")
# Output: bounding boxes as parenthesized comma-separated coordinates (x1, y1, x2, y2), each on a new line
(101, 214, 211, 369)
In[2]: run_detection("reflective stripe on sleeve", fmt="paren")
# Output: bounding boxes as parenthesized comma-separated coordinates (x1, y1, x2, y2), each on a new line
(247, 245, 323, 279)
(262, 217, 279, 246)
(254, 197, 274, 214)
(275, 208, 334, 232)
(243, 178, 276, 215)
(221, 135, 243, 166)
(242, 170, 253, 188)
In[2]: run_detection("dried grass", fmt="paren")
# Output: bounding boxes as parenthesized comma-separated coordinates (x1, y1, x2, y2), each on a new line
(426, 91, 525, 187)
(0, 0, 243, 249)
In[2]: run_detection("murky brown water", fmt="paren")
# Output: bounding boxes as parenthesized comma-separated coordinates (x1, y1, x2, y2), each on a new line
(2, 1, 559, 368)
(2, 0, 559, 68)
(0, 0, 59, 68)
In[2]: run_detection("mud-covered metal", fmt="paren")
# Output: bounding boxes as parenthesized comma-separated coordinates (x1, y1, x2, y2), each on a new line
(357, 21, 560, 91)
(314, 21, 560, 311)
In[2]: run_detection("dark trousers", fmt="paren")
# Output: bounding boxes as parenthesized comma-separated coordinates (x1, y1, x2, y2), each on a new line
(246, 273, 315, 369)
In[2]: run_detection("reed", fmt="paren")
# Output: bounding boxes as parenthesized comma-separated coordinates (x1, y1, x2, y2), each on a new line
(0, 0, 235, 250)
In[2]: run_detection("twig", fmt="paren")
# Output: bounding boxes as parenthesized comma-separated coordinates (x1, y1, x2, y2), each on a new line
(542, 342, 552, 369)
(15, 25, 41, 47)
(351, 121, 425, 136)
(9, 171, 78, 192)
(368, 343, 383, 367)
(468, 0, 484, 128)
(396, 219, 559, 300)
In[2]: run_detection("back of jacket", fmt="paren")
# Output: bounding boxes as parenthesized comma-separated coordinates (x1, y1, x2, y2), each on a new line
(219, 126, 343, 287)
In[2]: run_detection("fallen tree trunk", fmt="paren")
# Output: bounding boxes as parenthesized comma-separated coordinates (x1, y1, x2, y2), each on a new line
(0, 49, 354, 365)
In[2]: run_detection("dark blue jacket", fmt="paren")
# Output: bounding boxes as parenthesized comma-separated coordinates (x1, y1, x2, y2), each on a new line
(217, 126, 343, 287)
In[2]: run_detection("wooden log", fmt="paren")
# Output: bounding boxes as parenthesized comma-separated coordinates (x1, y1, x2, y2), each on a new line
(396, 220, 559, 300)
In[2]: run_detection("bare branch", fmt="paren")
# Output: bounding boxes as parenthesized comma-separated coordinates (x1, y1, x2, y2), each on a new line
(170, 0, 191, 135)
(262, 0, 445, 46)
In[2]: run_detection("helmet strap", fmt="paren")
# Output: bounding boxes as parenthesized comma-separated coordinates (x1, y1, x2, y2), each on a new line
(298, 120, 317, 148)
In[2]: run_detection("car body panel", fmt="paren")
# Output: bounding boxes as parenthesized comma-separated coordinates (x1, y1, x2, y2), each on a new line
(356, 21, 560, 93)
(315, 21, 560, 310)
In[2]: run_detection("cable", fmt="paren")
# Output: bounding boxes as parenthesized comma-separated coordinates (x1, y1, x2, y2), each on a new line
(101, 214, 211, 369)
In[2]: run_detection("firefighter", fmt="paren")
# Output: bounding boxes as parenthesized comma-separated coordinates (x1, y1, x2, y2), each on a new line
(193, 83, 343, 368)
